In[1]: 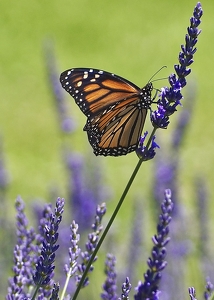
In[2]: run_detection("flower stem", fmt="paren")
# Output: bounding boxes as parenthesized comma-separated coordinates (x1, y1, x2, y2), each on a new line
(72, 127, 157, 300)
(60, 267, 73, 300)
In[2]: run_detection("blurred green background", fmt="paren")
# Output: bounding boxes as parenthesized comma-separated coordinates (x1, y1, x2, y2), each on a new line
(1, 0, 213, 298)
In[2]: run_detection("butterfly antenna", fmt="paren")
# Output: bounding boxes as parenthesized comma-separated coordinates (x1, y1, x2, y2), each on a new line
(148, 66, 167, 83)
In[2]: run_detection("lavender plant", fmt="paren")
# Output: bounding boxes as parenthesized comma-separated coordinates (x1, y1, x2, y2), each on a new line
(7, 197, 37, 299)
(204, 280, 214, 300)
(119, 278, 132, 300)
(101, 254, 117, 300)
(134, 189, 173, 300)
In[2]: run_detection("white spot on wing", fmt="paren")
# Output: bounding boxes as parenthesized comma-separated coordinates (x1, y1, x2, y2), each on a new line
(83, 72, 88, 79)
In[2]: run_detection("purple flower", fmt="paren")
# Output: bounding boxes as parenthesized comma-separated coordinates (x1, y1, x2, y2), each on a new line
(136, 131, 160, 159)
(76, 203, 106, 287)
(44, 41, 76, 133)
(204, 279, 214, 300)
(65, 151, 108, 231)
(6, 197, 37, 299)
(126, 200, 144, 283)
(38, 203, 53, 237)
(101, 254, 117, 300)
(65, 152, 94, 229)
(153, 156, 178, 212)
(171, 83, 196, 149)
(151, 2, 202, 129)
(0, 139, 9, 191)
(50, 283, 60, 300)
(134, 189, 173, 300)
(33, 198, 64, 293)
(189, 287, 197, 300)
(119, 277, 131, 300)
(195, 177, 208, 254)
(64, 221, 80, 277)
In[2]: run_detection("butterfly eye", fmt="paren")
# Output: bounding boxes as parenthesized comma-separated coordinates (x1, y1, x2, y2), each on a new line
(60, 68, 153, 156)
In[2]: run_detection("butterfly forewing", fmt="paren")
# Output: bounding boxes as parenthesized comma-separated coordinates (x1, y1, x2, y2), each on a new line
(60, 68, 141, 117)
(60, 67, 153, 156)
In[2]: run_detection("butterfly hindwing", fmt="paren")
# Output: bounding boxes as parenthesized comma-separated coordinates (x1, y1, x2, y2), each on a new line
(84, 96, 148, 156)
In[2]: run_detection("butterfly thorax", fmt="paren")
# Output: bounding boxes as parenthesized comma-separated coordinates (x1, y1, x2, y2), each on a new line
(138, 82, 153, 109)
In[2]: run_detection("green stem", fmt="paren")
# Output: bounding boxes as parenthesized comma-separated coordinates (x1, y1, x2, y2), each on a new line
(72, 127, 157, 300)
(60, 267, 73, 300)
(32, 284, 41, 300)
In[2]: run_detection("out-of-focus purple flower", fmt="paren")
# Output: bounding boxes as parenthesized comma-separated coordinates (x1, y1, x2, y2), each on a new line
(134, 189, 173, 300)
(119, 277, 131, 300)
(65, 151, 108, 231)
(151, 2, 202, 129)
(153, 83, 197, 213)
(204, 279, 214, 300)
(189, 287, 197, 300)
(44, 41, 76, 133)
(33, 198, 64, 296)
(66, 152, 92, 229)
(101, 254, 117, 300)
(76, 203, 106, 287)
(38, 203, 53, 235)
(153, 157, 177, 211)
(195, 177, 208, 256)
(171, 81, 196, 149)
(0, 139, 9, 192)
(136, 131, 160, 159)
(126, 200, 144, 284)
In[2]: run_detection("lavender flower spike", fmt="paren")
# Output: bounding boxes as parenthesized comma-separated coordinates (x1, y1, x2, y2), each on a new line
(136, 131, 160, 159)
(65, 220, 80, 277)
(50, 283, 60, 300)
(189, 287, 197, 300)
(76, 203, 106, 288)
(204, 279, 214, 300)
(61, 221, 81, 299)
(119, 277, 132, 300)
(151, 2, 203, 129)
(101, 254, 117, 300)
(33, 198, 64, 294)
(6, 197, 36, 299)
(134, 189, 173, 300)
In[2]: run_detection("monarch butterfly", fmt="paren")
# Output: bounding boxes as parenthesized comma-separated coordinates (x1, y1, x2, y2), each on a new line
(60, 68, 154, 156)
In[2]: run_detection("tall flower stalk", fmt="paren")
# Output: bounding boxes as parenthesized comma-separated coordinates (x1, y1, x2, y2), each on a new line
(32, 198, 64, 299)
(134, 189, 173, 300)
